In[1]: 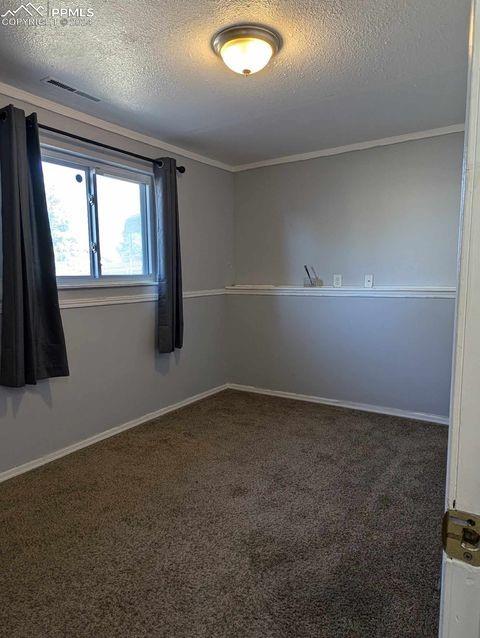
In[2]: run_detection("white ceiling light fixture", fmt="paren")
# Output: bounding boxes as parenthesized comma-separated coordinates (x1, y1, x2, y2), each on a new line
(212, 24, 282, 77)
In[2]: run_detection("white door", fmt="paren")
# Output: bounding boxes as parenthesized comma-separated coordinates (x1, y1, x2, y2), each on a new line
(440, 1, 480, 635)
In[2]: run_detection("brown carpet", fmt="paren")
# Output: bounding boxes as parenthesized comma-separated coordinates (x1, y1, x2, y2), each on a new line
(0, 390, 447, 638)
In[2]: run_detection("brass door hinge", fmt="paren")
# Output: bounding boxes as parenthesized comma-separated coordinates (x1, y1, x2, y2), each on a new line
(443, 510, 480, 566)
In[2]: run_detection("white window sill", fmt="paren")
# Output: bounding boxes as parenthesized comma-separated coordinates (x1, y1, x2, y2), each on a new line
(57, 279, 157, 290)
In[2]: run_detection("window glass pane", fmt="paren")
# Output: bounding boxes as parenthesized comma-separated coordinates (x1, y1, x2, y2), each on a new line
(42, 161, 91, 276)
(96, 174, 145, 276)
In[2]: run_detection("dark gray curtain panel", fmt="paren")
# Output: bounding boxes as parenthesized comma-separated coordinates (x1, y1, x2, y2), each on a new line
(154, 157, 183, 353)
(0, 104, 69, 387)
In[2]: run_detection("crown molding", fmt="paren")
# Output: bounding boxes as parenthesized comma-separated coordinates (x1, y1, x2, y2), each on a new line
(0, 81, 232, 171)
(0, 81, 464, 173)
(231, 124, 465, 172)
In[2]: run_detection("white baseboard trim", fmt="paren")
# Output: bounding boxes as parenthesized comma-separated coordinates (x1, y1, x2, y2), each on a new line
(0, 381, 448, 483)
(227, 383, 449, 425)
(0, 384, 228, 484)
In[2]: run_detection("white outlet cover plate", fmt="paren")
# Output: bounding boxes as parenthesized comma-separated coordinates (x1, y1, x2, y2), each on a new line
(364, 274, 374, 288)
(333, 274, 342, 288)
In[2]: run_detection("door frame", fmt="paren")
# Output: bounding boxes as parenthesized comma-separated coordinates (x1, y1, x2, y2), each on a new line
(440, 0, 480, 635)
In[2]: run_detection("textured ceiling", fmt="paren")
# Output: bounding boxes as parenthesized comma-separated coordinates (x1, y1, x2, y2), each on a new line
(0, 0, 470, 165)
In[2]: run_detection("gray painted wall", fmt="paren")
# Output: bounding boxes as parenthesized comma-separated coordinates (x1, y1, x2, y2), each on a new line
(228, 295, 455, 417)
(0, 91, 464, 474)
(230, 135, 463, 419)
(1, 297, 227, 471)
(0, 92, 233, 474)
(233, 134, 464, 287)
(0, 91, 235, 293)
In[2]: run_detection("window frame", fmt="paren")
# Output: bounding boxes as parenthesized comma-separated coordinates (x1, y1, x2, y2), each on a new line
(41, 146, 156, 288)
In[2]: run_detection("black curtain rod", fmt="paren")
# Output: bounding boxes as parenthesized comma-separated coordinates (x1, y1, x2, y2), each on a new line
(37, 124, 186, 173)
(0, 109, 185, 172)
(0, 110, 185, 172)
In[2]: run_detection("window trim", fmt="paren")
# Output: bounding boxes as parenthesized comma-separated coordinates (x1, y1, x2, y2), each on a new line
(41, 146, 156, 288)
(41, 144, 154, 179)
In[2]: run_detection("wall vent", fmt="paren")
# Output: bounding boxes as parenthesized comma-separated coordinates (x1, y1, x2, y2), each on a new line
(40, 77, 101, 102)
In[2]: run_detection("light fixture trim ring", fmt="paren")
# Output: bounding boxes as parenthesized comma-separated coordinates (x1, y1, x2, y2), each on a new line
(211, 24, 282, 58)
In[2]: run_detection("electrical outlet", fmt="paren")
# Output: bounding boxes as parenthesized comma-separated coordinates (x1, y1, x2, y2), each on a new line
(364, 274, 374, 288)
(333, 274, 342, 288)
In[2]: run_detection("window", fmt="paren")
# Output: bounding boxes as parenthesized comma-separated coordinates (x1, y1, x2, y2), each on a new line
(41, 149, 154, 284)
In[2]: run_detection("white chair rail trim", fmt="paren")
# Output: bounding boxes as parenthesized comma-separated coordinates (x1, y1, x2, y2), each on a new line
(225, 285, 456, 299)
(57, 285, 457, 308)
(58, 288, 225, 309)
(0, 285, 454, 312)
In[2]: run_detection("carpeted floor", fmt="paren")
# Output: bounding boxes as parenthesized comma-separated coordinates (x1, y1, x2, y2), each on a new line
(0, 390, 447, 638)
